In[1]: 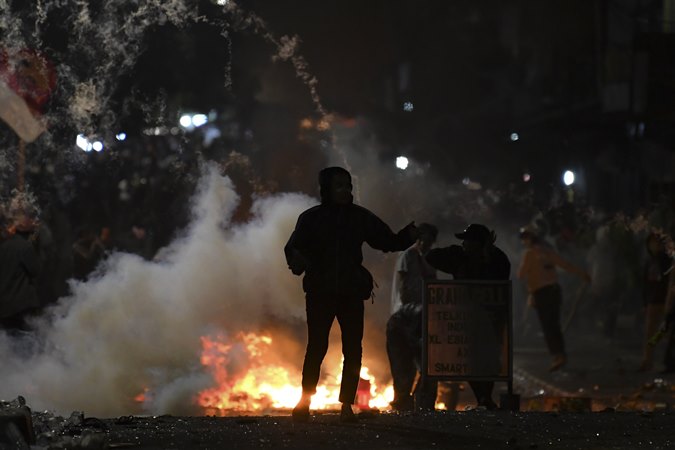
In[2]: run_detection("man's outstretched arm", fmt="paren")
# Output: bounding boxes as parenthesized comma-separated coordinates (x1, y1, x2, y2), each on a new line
(364, 212, 417, 253)
(425, 245, 463, 275)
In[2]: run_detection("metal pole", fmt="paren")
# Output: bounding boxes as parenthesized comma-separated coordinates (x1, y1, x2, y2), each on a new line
(418, 280, 430, 409)
(508, 281, 514, 397)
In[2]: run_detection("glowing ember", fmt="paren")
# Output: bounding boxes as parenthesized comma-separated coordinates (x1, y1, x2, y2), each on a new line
(196, 332, 392, 413)
(134, 388, 149, 403)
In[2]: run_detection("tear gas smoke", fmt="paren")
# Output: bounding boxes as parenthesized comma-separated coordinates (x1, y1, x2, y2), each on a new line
(0, 1, 378, 416)
(0, 165, 314, 416)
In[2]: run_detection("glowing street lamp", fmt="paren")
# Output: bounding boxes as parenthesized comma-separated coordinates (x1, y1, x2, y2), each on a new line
(179, 115, 192, 128)
(179, 113, 209, 130)
(191, 114, 208, 127)
(76, 134, 93, 152)
(563, 170, 575, 186)
(396, 156, 409, 170)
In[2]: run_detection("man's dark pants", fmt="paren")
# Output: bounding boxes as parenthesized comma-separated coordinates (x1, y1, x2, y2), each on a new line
(302, 295, 364, 404)
(386, 315, 438, 409)
(533, 283, 566, 356)
(469, 381, 495, 406)
(386, 315, 417, 405)
(386, 310, 493, 409)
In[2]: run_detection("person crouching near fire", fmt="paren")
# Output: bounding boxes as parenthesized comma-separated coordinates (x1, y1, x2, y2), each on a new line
(517, 226, 591, 372)
(284, 167, 419, 422)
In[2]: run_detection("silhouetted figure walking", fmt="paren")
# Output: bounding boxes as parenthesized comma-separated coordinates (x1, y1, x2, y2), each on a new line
(285, 167, 418, 422)
(425, 224, 511, 410)
(517, 227, 591, 372)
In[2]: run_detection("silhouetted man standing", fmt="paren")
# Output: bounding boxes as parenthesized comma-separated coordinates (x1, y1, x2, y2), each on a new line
(285, 167, 418, 422)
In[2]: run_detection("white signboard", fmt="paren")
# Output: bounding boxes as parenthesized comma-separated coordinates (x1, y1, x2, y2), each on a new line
(424, 281, 512, 381)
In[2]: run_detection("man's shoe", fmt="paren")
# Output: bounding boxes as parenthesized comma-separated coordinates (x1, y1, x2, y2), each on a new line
(340, 404, 358, 423)
(292, 400, 310, 422)
(549, 354, 567, 372)
(390, 395, 414, 412)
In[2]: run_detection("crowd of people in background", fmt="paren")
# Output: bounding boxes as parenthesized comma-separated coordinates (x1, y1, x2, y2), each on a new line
(383, 196, 675, 411)
(0, 134, 212, 333)
(0, 201, 158, 335)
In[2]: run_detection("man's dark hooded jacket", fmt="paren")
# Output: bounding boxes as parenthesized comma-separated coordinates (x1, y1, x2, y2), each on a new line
(285, 174, 415, 301)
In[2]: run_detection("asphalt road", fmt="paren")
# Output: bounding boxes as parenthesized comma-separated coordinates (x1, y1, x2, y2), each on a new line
(100, 410, 672, 450)
(8, 316, 675, 449)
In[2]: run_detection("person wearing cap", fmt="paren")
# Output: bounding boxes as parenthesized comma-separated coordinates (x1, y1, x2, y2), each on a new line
(0, 214, 41, 333)
(425, 223, 511, 410)
(517, 227, 591, 372)
(285, 167, 418, 422)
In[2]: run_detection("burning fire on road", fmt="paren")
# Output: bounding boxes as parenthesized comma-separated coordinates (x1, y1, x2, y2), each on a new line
(196, 332, 392, 414)
(134, 331, 393, 415)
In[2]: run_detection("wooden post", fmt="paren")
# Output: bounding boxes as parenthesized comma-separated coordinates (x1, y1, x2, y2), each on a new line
(17, 139, 25, 192)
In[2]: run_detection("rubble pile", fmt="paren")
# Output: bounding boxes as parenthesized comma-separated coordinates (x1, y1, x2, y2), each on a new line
(0, 397, 108, 450)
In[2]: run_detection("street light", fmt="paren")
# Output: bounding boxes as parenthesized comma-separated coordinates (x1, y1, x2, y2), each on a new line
(179, 113, 209, 130)
(563, 170, 575, 186)
(76, 134, 93, 152)
(179, 115, 192, 128)
(396, 156, 409, 170)
(191, 114, 208, 127)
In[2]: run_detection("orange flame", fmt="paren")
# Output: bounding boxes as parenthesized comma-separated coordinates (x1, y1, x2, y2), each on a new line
(134, 387, 149, 403)
(196, 332, 392, 413)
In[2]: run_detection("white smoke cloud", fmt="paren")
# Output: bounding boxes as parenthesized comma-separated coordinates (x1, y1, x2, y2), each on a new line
(0, 165, 314, 416)
(0, 1, 399, 417)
